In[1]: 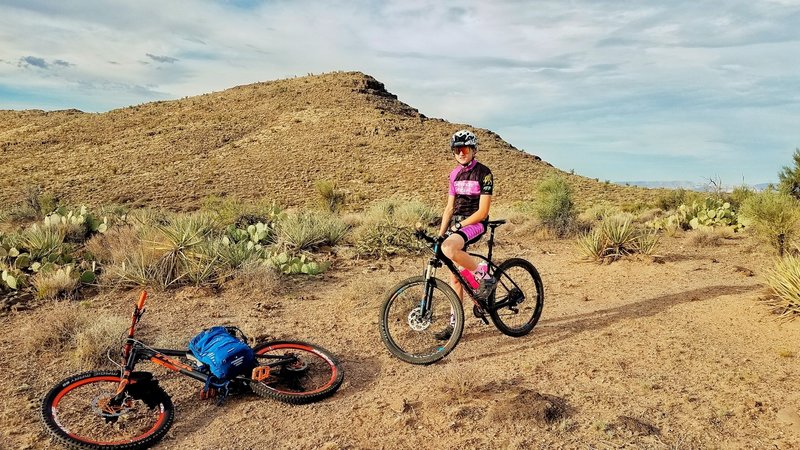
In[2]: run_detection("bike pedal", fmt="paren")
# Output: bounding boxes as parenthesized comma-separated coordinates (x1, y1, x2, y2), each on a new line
(251, 366, 271, 382)
(199, 387, 218, 400)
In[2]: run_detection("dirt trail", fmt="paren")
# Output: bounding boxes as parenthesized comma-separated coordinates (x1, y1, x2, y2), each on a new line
(1, 234, 799, 449)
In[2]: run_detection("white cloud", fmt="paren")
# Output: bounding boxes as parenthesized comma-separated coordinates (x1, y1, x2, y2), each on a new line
(0, 0, 798, 182)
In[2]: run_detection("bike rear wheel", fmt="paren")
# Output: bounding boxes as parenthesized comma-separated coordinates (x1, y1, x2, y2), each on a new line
(379, 276, 465, 365)
(250, 340, 344, 404)
(40, 370, 173, 450)
(488, 258, 544, 337)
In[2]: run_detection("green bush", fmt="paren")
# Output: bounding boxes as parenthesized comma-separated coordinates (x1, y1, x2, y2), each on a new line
(728, 185, 756, 209)
(533, 175, 576, 237)
(778, 148, 800, 200)
(740, 191, 800, 255)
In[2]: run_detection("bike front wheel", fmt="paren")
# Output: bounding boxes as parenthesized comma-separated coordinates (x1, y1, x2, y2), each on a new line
(250, 340, 344, 404)
(488, 258, 544, 337)
(40, 370, 174, 450)
(379, 276, 465, 365)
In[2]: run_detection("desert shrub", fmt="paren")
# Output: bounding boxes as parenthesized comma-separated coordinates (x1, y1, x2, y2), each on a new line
(32, 265, 79, 299)
(656, 189, 689, 211)
(111, 250, 159, 287)
(533, 175, 576, 238)
(778, 148, 800, 200)
(276, 211, 349, 251)
(740, 191, 800, 255)
(351, 200, 432, 257)
(729, 185, 756, 209)
(201, 196, 283, 229)
(227, 260, 283, 295)
(577, 214, 659, 262)
(73, 316, 129, 367)
(764, 253, 800, 319)
(579, 204, 622, 223)
(316, 180, 346, 213)
(23, 186, 60, 218)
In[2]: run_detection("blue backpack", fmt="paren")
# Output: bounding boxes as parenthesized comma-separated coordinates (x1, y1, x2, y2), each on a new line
(188, 326, 255, 380)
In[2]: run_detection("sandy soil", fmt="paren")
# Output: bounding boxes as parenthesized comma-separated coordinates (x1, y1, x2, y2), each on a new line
(1, 233, 799, 449)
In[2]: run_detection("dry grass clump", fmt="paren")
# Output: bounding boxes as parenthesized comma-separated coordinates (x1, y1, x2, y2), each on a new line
(225, 261, 284, 296)
(764, 253, 800, 319)
(73, 316, 130, 368)
(32, 266, 79, 299)
(689, 227, 735, 247)
(22, 303, 85, 351)
(84, 225, 141, 264)
(22, 303, 128, 368)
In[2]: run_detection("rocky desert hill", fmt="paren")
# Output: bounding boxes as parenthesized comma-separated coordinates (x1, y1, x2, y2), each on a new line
(1, 71, 650, 211)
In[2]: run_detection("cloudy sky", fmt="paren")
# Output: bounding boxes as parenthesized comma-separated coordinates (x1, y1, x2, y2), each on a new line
(2, 0, 799, 184)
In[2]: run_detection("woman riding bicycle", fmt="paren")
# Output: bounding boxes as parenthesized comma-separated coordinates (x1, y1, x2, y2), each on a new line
(436, 129, 496, 339)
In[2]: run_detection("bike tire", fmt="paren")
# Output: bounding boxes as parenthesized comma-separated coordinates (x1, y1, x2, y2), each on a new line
(379, 276, 465, 365)
(250, 340, 344, 404)
(488, 258, 544, 337)
(40, 370, 174, 450)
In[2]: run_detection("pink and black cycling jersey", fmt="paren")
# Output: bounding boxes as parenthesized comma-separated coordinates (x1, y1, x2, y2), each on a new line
(448, 159, 493, 243)
(448, 159, 493, 216)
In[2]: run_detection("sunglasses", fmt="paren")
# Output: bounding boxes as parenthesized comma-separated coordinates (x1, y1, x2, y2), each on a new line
(453, 146, 473, 155)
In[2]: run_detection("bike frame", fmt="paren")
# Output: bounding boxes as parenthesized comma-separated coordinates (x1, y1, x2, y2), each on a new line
(111, 291, 298, 399)
(417, 223, 506, 318)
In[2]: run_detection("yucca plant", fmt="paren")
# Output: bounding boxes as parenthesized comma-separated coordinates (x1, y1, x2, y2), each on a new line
(635, 228, 660, 255)
(147, 215, 215, 287)
(113, 251, 155, 287)
(601, 214, 636, 258)
(576, 228, 606, 261)
(764, 253, 800, 319)
(277, 211, 349, 251)
(21, 225, 65, 260)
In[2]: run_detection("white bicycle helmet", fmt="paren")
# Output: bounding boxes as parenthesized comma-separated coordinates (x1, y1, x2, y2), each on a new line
(450, 129, 478, 149)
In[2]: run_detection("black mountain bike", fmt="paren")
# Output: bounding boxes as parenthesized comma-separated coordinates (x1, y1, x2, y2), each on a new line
(379, 220, 544, 364)
(40, 292, 344, 450)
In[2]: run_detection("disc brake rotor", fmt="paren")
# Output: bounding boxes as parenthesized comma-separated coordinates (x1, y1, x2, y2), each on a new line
(407, 306, 431, 331)
(92, 395, 134, 419)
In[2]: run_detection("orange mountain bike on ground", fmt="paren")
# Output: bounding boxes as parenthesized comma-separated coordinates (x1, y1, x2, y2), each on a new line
(40, 291, 344, 450)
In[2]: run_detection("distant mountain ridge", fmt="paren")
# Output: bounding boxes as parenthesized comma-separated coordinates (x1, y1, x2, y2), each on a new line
(1, 71, 655, 210)
(616, 181, 773, 192)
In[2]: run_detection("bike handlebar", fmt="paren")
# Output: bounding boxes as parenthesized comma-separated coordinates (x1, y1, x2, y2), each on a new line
(414, 229, 449, 249)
